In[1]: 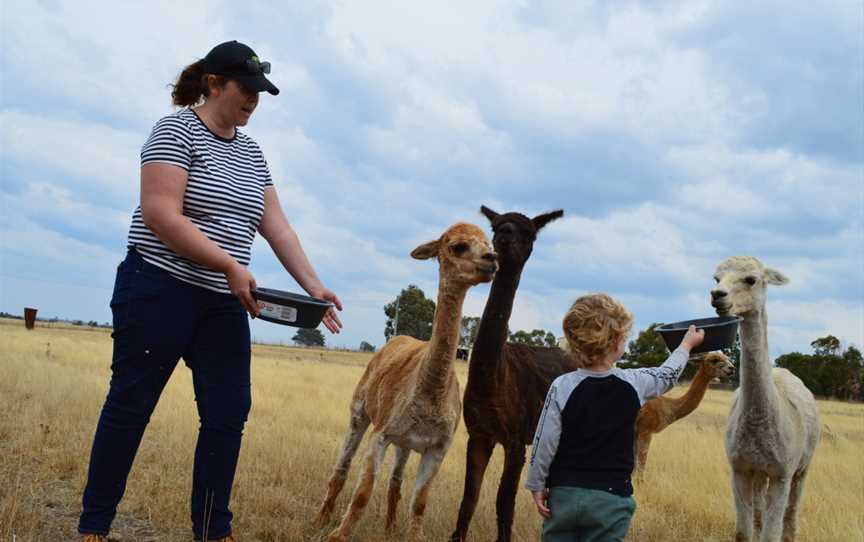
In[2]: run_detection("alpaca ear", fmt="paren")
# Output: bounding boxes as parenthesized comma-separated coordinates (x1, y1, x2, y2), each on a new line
(532, 209, 564, 231)
(411, 239, 440, 260)
(763, 268, 789, 286)
(480, 205, 500, 224)
(687, 352, 707, 365)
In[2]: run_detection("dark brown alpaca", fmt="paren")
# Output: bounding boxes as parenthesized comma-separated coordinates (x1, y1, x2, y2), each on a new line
(450, 206, 575, 542)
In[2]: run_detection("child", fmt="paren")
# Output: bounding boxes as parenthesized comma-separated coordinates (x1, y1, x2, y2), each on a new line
(525, 293, 704, 541)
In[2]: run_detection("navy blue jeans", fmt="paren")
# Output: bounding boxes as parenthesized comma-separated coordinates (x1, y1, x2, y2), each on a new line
(79, 249, 251, 540)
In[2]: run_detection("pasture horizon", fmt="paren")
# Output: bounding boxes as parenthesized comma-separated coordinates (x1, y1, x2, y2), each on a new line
(1, 319, 862, 541)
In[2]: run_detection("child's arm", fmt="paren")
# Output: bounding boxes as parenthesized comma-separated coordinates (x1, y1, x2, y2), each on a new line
(629, 325, 704, 403)
(525, 382, 563, 493)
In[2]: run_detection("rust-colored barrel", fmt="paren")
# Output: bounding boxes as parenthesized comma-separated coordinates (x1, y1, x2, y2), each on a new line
(24, 307, 37, 329)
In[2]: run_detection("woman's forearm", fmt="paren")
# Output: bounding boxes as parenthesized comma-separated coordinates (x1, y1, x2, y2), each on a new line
(266, 226, 324, 294)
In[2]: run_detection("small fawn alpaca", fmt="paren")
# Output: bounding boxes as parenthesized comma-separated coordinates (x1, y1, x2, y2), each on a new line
(634, 351, 735, 476)
(316, 222, 497, 542)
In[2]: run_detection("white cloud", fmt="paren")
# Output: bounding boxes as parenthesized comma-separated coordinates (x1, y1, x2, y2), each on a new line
(0, 0, 860, 354)
(666, 144, 862, 222)
(2, 181, 131, 239)
(543, 203, 701, 284)
(0, 219, 122, 279)
(1, 110, 142, 201)
(769, 298, 864, 355)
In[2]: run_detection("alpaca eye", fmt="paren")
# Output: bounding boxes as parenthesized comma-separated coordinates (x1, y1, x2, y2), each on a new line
(744, 276, 757, 286)
(713, 276, 720, 284)
(451, 242, 469, 255)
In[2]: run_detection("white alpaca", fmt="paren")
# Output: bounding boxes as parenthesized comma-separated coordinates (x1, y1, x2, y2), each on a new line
(711, 256, 821, 542)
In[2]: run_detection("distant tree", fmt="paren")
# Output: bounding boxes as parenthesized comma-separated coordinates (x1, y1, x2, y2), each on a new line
(87, 320, 99, 327)
(293, 328, 325, 347)
(621, 323, 668, 369)
(359, 341, 376, 352)
(460, 316, 481, 349)
(843, 346, 864, 401)
(509, 329, 557, 347)
(776, 352, 824, 396)
(811, 335, 841, 357)
(776, 339, 864, 400)
(383, 285, 436, 341)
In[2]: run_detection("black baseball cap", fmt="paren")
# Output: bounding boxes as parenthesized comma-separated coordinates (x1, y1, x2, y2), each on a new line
(203, 40, 280, 95)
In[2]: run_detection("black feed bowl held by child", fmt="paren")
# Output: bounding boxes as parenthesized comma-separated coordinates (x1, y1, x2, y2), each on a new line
(251, 288, 333, 328)
(656, 316, 742, 354)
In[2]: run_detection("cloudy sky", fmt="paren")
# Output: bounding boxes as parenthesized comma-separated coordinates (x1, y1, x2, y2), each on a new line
(1, 0, 862, 357)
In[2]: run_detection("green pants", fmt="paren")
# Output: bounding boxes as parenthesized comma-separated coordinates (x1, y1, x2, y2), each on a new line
(541, 486, 636, 542)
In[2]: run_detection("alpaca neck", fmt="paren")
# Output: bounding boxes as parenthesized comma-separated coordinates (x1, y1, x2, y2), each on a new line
(417, 275, 468, 403)
(739, 307, 779, 418)
(468, 267, 522, 381)
(668, 366, 713, 422)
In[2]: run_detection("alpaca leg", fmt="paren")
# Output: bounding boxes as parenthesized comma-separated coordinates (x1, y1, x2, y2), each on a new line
(760, 475, 793, 542)
(634, 432, 652, 481)
(327, 434, 389, 542)
(386, 445, 411, 534)
(408, 446, 447, 542)
(449, 435, 495, 542)
(494, 445, 526, 542)
(753, 474, 767, 538)
(781, 468, 808, 542)
(316, 405, 371, 526)
(731, 470, 755, 542)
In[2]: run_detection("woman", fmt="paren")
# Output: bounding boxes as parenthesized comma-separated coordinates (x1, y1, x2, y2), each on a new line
(78, 40, 342, 542)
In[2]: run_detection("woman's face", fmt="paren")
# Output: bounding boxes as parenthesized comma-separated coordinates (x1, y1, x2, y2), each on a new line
(211, 78, 259, 127)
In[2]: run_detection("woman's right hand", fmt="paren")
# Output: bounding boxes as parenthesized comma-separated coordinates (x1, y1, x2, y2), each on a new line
(226, 261, 260, 317)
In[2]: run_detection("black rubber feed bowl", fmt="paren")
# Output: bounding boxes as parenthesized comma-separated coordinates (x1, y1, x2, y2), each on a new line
(656, 316, 742, 354)
(252, 288, 333, 328)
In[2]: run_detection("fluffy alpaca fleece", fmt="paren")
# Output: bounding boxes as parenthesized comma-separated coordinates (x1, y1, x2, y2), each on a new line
(712, 256, 821, 542)
(316, 223, 498, 542)
(450, 206, 569, 542)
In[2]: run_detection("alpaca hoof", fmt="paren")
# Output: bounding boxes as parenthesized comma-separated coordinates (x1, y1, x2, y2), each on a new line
(407, 526, 426, 542)
(326, 530, 348, 542)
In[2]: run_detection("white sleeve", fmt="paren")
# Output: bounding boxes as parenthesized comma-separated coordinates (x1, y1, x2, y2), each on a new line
(525, 382, 563, 491)
(628, 346, 690, 404)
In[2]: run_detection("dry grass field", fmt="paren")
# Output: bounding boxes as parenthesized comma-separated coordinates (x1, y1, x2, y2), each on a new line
(1, 318, 862, 541)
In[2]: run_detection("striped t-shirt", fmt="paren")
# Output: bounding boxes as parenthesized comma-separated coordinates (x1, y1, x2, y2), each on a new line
(127, 108, 273, 293)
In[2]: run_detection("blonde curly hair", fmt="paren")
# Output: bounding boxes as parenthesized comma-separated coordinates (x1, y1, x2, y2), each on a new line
(563, 293, 633, 367)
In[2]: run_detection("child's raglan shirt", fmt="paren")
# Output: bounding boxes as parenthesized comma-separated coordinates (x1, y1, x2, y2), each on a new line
(525, 346, 690, 496)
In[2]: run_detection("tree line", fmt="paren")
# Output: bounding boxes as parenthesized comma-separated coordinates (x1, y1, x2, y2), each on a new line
(374, 285, 863, 401)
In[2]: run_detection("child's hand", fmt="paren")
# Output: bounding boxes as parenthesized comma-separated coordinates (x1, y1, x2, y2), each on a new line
(531, 489, 552, 519)
(681, 324, 705, 351)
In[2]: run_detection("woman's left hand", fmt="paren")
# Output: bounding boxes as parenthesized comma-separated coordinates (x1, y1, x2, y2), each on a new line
(309, 287, 343, 334)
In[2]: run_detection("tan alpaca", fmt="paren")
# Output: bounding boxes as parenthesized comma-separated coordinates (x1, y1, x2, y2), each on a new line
(712, 256, 821, 542)
(316, 223, 498, 542)
(634, 352, 735, 476)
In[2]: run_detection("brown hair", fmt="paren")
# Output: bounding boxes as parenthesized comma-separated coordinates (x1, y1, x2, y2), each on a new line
(170, 60, 227, 107)
(562, 293, 633, 367)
